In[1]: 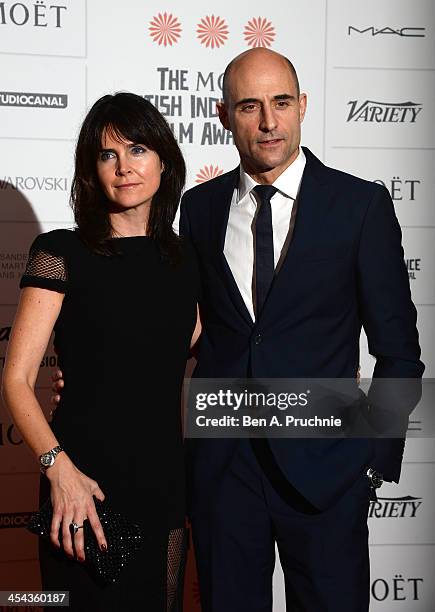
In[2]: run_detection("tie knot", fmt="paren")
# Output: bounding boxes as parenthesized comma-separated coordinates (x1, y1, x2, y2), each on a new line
(253, 184, 278, 204)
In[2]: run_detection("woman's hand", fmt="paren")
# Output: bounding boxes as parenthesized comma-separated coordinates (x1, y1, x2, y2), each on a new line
(51, 369, 64, 408)
(46, 453, 107, 561)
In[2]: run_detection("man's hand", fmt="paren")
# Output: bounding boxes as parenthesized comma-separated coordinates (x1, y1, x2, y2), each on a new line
(51, 369, 64, 408)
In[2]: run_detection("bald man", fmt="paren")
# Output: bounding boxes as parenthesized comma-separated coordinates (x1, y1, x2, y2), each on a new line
(179, 48, 423, 611)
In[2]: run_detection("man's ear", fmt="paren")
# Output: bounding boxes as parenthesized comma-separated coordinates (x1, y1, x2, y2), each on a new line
(217, 101, 231, 130)
(299, 93, 307, 123)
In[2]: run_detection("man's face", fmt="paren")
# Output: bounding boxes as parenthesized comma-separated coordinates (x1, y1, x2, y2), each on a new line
(218, 52, 307, 183)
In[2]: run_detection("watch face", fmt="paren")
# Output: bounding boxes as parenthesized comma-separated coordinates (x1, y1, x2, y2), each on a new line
(373, 476, 383, 488)
(41, 453, 54, 467)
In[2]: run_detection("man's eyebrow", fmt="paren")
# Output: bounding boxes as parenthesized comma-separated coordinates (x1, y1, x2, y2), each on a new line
(274, 93, 295, 101)
(235, 93, 296, 106)
(235, 97, 260, 106)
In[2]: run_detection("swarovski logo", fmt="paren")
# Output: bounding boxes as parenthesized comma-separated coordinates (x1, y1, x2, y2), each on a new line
(0, 91, 67, 108)
(348, 26, 425, 38)
(347, 100, 422, 123)
(0, 176, 68, 191)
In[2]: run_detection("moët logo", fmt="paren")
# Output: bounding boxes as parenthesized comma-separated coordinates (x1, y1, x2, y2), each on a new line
(0, 2, 66, 28)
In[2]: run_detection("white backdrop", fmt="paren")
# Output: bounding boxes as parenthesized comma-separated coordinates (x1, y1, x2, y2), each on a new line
(0, 1, 434, 610)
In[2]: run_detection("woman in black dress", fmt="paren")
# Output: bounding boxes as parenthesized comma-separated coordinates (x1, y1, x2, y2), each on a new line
(2, 93, 201, 611)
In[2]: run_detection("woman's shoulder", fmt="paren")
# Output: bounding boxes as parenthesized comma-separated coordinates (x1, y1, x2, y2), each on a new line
(29, 228, 80, 254)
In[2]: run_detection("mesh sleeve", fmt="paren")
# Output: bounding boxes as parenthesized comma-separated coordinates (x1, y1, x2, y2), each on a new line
(20, 233, 68, 294)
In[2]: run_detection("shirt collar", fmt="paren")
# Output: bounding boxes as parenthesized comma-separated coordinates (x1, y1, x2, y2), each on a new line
(236, 146, 306, 204)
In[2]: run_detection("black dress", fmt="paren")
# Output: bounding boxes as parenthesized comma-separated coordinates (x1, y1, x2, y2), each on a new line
(20, 229, 199, 611)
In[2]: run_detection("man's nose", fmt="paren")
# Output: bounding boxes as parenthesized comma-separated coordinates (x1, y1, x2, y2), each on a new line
(259, 105, 278, 132)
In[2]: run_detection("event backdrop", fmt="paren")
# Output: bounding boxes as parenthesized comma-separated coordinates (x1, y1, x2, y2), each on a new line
(0, 0, 434, 610)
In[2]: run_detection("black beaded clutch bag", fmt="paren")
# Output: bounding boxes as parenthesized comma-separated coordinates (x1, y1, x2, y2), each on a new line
(27, 497, 144, 584)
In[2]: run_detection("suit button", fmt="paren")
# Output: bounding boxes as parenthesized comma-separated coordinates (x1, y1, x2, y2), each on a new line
(254, 334, 262, 345)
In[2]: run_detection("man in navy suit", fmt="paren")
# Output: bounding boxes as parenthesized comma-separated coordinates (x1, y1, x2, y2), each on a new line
(52, 47, 423, 610)
(179, 47, 424, 611)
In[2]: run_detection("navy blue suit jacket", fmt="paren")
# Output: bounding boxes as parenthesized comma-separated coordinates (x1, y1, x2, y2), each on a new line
(180, 147, 424, 513)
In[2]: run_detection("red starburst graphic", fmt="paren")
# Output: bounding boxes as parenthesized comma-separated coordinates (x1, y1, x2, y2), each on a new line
(197, 15, 229, 49)
(149, 12, 182, 47)
(244, 17, 275, 48)
(195, 165, 224, 183)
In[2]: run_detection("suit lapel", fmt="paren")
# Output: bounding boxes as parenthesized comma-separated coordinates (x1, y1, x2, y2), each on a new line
(259, 148, 335, 322)
(210, 168, 254, 327)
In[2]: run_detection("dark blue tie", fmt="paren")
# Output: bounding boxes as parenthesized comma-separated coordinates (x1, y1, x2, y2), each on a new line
(253, 184, 277, 316)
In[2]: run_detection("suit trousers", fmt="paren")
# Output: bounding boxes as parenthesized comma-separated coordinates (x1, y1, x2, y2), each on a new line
(191, 439, 371, 612)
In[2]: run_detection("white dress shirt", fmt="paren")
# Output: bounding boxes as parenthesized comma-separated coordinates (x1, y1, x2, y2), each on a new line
(224, 147, 306, 321)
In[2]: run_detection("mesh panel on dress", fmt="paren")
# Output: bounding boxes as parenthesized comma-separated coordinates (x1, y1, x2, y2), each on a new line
(167, 527, 187, 612)
(24, 249, 67, 282)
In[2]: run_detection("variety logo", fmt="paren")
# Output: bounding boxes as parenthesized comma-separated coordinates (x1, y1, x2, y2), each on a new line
(348, 26, 425, 38)
(0, 511, 33, 529)
(373, 177, 420, 202)
(0, 91, 67, 109)
(0, 176, 68, 191)
(0, 1, 67, 28)
(347, 100, 422, 123)
(149, 12, 182, 47)
(405, 258, 421, 281)
(197, 15, 229, 49)
(371, 575, 423, 602)
(195, 165, 224, 183)
(244, 17, 275, 48)
(369, 495, 422, 518)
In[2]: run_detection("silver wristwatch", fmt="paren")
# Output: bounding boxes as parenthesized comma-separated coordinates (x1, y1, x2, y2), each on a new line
(39, 445, 64, 474)
(366, 467, 383, 489)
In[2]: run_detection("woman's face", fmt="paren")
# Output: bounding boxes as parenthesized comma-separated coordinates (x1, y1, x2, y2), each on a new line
(96, 129, 163, 210)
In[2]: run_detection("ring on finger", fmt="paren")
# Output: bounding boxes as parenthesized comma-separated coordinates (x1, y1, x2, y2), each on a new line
(70, 522, 84, 535)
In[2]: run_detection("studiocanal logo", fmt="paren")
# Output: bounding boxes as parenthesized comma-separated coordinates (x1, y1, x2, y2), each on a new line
(0, 1, 67, 28)
(0, 91, 67, 109)
(347, 100, 422, 123)
(0, 511, 33, 528)
(348, 26, 425, 38)
(369, 495, 422, 518)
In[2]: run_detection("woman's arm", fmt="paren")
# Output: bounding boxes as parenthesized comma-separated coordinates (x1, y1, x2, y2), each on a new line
(1, 287, 107, 560)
